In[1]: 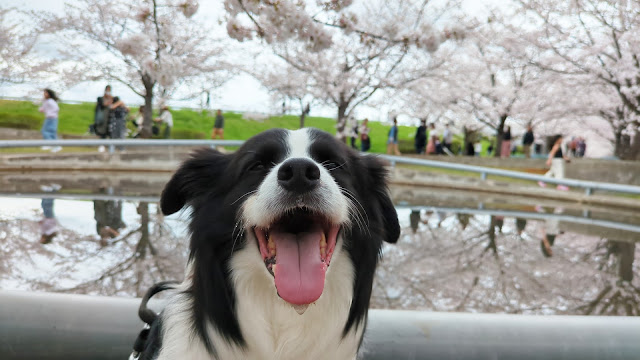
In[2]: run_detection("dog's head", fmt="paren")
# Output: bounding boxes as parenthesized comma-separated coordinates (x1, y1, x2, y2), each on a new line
(161, 128, 399, 342)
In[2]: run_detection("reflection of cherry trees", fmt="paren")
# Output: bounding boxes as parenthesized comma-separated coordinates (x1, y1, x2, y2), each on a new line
(373, 212, 639, 315)
(577, 240, 639, 316)
(0, 202, 187, 298)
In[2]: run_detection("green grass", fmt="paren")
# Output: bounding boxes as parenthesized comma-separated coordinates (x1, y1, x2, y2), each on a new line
(0, 100, 417, 154)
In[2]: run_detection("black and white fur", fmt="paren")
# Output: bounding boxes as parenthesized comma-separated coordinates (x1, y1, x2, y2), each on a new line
(141, 128, 399, 360)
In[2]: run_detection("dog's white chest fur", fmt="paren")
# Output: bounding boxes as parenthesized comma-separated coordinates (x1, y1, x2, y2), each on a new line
(156, 235, 362, 360)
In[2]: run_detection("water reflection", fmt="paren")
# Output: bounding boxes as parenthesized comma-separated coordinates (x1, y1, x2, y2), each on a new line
(0, 197, 188, 297)
(0, 176, 638, 316)
(370, 207, 639, 316)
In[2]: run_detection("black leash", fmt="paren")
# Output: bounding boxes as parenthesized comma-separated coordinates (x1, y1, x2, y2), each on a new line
(129, 281, 179, 360)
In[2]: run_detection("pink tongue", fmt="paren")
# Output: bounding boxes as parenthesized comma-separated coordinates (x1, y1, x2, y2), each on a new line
(272, 229, 327, 305)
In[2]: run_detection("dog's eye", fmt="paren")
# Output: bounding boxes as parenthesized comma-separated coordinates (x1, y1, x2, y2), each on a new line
(248, 161, 266, 172)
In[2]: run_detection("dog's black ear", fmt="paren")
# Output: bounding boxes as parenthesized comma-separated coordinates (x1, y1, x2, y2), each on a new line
(160, 148, 231, 215)
(362, 155, 400, 244)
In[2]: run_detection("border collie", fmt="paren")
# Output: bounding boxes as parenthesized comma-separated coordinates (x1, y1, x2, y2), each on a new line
(141, 128, 399, 360)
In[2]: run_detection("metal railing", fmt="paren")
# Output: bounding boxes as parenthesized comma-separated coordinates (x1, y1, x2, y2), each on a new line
(380, 154, 640, 196)
(1, 290, 639, 360)
(0, 139, 244, 153)
(1, 190, 638, 233)
(2, 139, 640, 196)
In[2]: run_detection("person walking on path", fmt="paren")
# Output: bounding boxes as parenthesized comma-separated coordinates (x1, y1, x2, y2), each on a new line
(386, 117, 401, 155)
(359, 118, 371, 152)
(415, 119, 427, 154)
(538, 134, 571, 191)
(523, 124, 535, 158)
(442, 123, 453, 153)
(39, 88, 61, 152)
(500, 126, 512, 158)
(212, 109, 224, 139)
(155, 105, 173, 139)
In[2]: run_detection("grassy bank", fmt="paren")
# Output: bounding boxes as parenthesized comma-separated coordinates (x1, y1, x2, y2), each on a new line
(0, 99, 420, 154)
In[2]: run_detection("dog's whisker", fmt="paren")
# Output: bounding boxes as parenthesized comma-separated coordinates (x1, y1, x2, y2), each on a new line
(231, 220, 245, 255)
(231, 190, 258, 205)
(327, 162, 347, 171)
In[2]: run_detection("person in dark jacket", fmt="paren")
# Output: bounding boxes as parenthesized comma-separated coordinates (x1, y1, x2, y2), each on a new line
(93, 85, 113, 139)
(523, 124, 535, 158)
(414, 119, 427, 154)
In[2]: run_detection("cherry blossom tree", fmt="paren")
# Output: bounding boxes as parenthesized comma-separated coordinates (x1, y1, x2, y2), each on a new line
(0, 7, 51, 85)
(263, 0, 465, 139)
(37, 0, 228, 137)
(223, 0, 465, 52)
(251, 63, 316, 128)
(517, 0, 640, 159)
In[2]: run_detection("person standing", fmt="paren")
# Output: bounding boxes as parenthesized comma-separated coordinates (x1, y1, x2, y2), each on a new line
(414, 119, 427, 154)
(577, 137, 586, 157)
(442, 123, 453, 153)
(39, 88, 61, 152)
(539, 134, 571, 191)
(426, 123, 437, 155)
(155, 105, 173, 139)
(500, 126, 512, 158)
(386, 117, 401, 155)
(523, 124, 534, 158)
(132, 105, 144, 138)
(109, 97, 129, 141)
(349, 117, 359, 149)
(93, 85, 113, 138)
(212, 109, 224, 139)
(359, 118, 371, 152)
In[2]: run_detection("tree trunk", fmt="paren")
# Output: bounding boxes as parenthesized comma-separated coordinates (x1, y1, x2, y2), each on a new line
(614, 131, 640, 160)
(493, 114, 508, 157)
(299, 100, 309, 129)
(617, 241, 635, 282)
(335, 100, 349, 143)
(299, 112, 306, 129)
(140, 77, 155, 139)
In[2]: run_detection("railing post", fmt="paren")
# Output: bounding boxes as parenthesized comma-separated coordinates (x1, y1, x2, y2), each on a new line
(109, 144, 115, 154)
(585, 187, 592, 196)
(481, 172, 487, 180)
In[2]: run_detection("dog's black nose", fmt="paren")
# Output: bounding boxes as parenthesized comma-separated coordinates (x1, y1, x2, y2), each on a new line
(277, 158, 320, 193)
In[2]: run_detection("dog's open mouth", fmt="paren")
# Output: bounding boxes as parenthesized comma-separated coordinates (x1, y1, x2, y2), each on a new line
(254, 207, 340, 307)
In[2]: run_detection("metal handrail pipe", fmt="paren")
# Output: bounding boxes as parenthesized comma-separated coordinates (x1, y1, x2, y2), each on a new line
(1, 291, 639, 360)
(2, 139, 640, 195)
(1, 191, 638, 233)
(0, 139, 245, 148)
(380, 154, 640, 195)
(396, 205, 640, 233)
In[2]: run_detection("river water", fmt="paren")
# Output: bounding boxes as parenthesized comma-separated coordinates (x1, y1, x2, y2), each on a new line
(1, 171, 638, 316)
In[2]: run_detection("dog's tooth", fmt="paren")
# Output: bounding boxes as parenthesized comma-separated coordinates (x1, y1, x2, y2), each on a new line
(268, 237, 276, 256)
(293, 304, 309, 315)
(320, 233, 327, 257)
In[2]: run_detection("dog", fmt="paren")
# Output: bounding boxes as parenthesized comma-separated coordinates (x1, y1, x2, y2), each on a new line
(140, 128, 399, 360)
